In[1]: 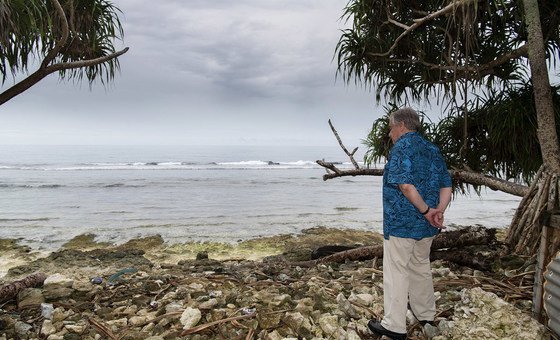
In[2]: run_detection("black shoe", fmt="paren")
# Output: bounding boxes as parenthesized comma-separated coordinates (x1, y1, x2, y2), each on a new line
(367, 320, 407, 340)
(419, 320, 435, 327)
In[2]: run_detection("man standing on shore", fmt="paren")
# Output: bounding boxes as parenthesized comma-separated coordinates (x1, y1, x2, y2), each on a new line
(368, 107, 452, 340)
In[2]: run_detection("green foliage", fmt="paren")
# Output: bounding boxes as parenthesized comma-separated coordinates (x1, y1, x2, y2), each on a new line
(363, 103, 434, 166)
(364, 84, 560, 185)
(338, 0, 560, 186)
(0, 0, 124, 85)
(336, 0, 560, 102)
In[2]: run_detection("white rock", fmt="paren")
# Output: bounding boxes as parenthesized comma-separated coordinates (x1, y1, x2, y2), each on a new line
(336, 293, 360, 319)
(51, 308, 70, 323)
(318, 313, 339, 336)
(348, 293, 375, 306)
(187, 282, 204, 291)
(41, 303, 55, 319)
(65, 324, 86, 333)
(180, 307, 202, 329)
(142, 323, 155, 333)
(447, 288, 545, 339)
(263, 330, 283, 340)
(128, 316, 147, 326)
(165, 301, 183, 313)
(41, 320, 57, 336)
(283, 311, 312, 333)
(47, 335, 65, 340)
(199, 298, 218, 309)
(107, 318, 128, 328)
(44, 274, 74, 287)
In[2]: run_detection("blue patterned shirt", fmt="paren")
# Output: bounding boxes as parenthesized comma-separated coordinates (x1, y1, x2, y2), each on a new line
(382, 132, 452, 240)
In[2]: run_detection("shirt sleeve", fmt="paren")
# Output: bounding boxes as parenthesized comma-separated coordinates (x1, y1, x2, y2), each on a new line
(436, 152, 452, 188)
(386, 143, 414, 185)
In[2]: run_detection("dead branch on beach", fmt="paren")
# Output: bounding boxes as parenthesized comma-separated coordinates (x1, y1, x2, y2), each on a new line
(0, 272, 46, 304)
(292, 226, 496, 267)
(318, 120, 528, 197)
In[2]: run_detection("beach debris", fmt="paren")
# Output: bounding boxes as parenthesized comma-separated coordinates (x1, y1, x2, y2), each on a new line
(90, 276, 103, 284)
(241, 307, 256, 315)
(0, 227, 554, 339)
(107, 267, 137, 285)
(0, 272, 46, 303)
(437, 287, 546, 339)
(295, 226, 496, 267)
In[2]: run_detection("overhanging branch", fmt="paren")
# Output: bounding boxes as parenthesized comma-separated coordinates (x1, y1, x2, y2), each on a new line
(318, 119, 529, 197)
(0, 47, 129, 105)
(316, 162, 528, 197)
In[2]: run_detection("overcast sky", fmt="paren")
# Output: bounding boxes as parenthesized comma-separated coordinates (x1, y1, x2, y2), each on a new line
(0, 0, 439, 146)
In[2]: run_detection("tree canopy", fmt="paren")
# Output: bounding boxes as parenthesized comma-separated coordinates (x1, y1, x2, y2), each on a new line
(336, 0, 560, 185)
(0, 0, 127, 105)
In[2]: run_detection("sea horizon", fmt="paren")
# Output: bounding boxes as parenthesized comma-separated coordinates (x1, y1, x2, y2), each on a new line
(0, 144, 521, 251)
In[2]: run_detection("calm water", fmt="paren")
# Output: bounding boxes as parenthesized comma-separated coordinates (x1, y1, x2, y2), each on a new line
(0, 145, 521, 250)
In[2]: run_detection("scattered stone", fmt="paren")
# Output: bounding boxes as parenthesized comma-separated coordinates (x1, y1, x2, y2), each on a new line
(41, 302, 55, 319)
(318, 313, 339, 336)
(0, 228, 551, 339)
(17, 287, 45, 309)
(41, 319, 57, 336)
(14, 321, 32, 336)
(180, 307, 202, 329)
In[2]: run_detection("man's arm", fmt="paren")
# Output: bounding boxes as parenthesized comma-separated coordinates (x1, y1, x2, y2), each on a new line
(398, 184, 451, 228)
(398, 183, 429, 213)
(433, 187, 452, 227)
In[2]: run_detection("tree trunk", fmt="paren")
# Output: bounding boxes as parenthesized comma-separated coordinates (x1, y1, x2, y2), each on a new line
(293, 226, 496, 267)
(522, 0, 560, 172)
(507, 0, 560, 254)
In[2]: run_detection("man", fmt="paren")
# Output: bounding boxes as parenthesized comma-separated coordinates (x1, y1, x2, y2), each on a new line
(368, 107, 452, 340)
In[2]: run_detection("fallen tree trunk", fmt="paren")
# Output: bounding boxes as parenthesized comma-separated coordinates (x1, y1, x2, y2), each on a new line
(430, 249, 493, 271)
(0, 272, 47, 303)
(293, 226, 496, 267)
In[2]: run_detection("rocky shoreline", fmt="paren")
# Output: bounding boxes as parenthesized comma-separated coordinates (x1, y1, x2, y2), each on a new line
(0, 227, 552, 339)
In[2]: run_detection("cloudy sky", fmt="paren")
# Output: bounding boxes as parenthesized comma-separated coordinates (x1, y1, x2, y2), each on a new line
(0, 0, 438, 146)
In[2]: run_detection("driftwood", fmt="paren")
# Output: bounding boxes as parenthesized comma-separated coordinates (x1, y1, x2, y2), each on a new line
(293, 226, 496, 267)
(0, 272, 47, 303)
(431, 249, 492, 271)
(318, 120, 529, 197)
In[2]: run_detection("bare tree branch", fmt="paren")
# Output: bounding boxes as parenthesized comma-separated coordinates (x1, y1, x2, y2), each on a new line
(328, 119, 360, 169)
(316, 162, 384, 180)
(318, 119, 529, 197)
(316, 161, 528, 197)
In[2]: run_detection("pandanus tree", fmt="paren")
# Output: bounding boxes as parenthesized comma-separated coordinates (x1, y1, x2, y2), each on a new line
(326, 0, 560, 256)
(0, 0, 128, 105)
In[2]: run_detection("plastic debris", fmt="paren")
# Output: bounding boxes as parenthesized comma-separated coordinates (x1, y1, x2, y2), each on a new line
(107, 268, 137, 286)
(241, 307, 256, 315)
(90, 277, 103, 284)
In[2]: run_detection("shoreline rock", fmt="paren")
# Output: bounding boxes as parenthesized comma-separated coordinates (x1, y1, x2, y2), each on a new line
(0, 226, 552, 339)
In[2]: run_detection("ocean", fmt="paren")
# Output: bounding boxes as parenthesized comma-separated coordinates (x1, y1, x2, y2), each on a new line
(0, 145, 521, 250)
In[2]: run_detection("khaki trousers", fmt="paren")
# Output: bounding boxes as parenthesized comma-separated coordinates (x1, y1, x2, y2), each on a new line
(380, 235, 436, 333)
